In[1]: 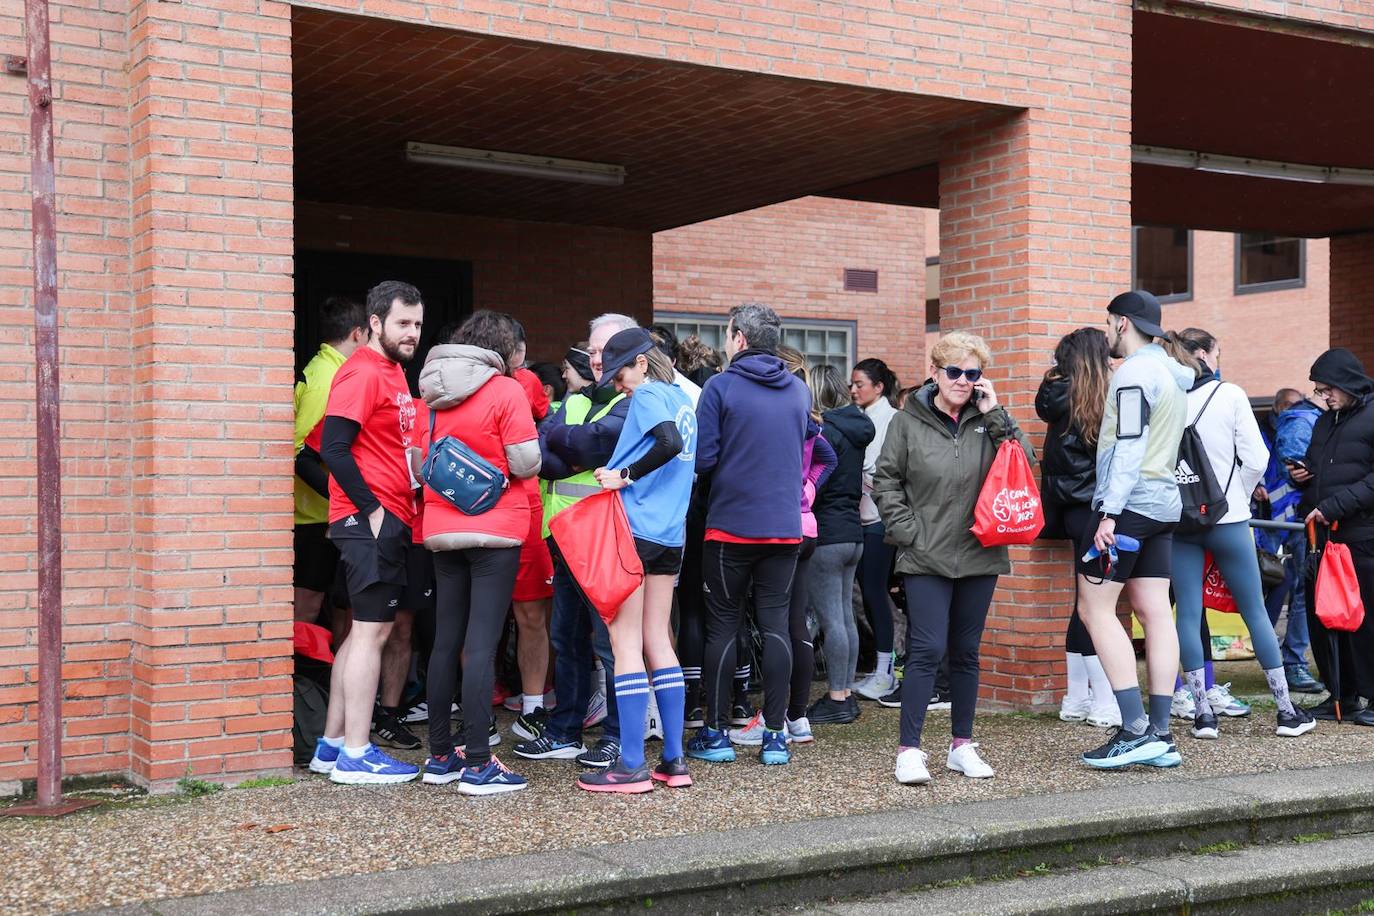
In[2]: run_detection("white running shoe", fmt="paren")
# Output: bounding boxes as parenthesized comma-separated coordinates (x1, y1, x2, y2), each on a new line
(583, 686, 608, 729)
(1085, 702, 1121, 728)
(856, 672, 898, 701)
(1059, 695, 1093, 722)
(946, 742, 994, 779)
(1207, 682, 1252, 717)
(728, 712, 792, 746)
(1170, 687, 1196, 719)
(895, 747, 931, 785)
(786, 716, 815, 744)
(646, 691, 664, 741)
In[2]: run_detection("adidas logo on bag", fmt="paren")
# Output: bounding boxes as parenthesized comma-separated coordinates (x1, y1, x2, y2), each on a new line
(1175, 459, 1200, 485)
(344, 516, 359, 527)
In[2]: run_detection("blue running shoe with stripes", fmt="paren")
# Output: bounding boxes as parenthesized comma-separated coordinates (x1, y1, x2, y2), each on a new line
(1081, 727, 1168, 770)
(329, 744, 419, 785)
(686, 726, 736, 763)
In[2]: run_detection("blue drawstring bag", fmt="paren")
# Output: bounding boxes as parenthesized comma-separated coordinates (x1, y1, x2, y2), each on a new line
(420, 409, 507, 515)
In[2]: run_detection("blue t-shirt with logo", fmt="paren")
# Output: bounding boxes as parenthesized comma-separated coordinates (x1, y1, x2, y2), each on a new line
(607, 380, 697, 547)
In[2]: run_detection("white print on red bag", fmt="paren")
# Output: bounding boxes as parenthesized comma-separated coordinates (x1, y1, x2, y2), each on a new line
(990, 486, 1041, 534)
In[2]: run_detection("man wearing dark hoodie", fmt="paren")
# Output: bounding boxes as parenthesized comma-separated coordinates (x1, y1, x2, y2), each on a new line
(1293, 348, 1374, 725)
(686, 303, 811, 766)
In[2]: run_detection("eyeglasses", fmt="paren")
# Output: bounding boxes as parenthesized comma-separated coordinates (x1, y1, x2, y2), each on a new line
(1314, 385, 1333, 398)
(941, 366, 983, 383)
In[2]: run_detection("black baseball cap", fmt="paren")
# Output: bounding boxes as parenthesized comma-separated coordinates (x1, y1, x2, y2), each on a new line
(563, 346, 595, 383)
(1107, 290, 1165, 339)
(597, 327, 655, 386)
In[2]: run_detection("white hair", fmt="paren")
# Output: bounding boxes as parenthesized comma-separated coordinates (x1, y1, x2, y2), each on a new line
(589, 312, 638, 336)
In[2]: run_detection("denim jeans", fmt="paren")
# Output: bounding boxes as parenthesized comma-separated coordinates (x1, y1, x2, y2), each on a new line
(545, 537, 619, 744)
(1264, 534, 1311, 670)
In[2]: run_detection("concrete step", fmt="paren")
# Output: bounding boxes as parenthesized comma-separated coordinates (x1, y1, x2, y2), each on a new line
(804, 832, 1374, 915)
(92, 761, 1374, 916)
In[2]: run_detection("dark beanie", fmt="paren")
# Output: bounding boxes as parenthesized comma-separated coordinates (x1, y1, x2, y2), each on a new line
(564, 347, 595, 383)
(1310, 348, 1374, 398)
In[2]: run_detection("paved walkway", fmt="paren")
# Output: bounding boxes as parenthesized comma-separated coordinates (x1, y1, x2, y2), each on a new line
(5, 662, 1371, 914)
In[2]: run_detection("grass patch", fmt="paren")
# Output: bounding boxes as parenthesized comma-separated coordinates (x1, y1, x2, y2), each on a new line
(236, 776, 294, 790)
(1295, 832, 1335, 845)
(176, 776, 224, 798)
(1197, 840, 1241, 855)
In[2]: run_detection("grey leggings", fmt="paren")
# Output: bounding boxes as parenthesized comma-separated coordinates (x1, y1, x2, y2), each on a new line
(1173, 520, 1284, 672)
(809, 541, 864, 692)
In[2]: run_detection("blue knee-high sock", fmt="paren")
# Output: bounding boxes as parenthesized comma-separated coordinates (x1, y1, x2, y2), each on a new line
(652, 667, 686, 761)
(614, 672, 651, 770)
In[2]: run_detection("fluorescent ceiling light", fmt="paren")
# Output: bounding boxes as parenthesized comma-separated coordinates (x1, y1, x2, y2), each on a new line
(406, 142, 626, 187)
(1132, 145, 1374, 188)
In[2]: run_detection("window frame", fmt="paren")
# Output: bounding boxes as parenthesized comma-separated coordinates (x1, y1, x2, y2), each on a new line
(1130, 225, 1193, 304)
(1234, 233, 1306, 295)
(653, 311, 858, 374)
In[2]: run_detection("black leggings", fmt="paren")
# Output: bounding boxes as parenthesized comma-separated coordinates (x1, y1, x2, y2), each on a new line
(1061, 504, 1097, 657)
(788, 537, 817, 721)
(677, 515, 706, 702)
(703, 541, 799, 731)
(427, 546, 521, 763)
(898, 574, 998, 747)
(860, 522, 896, 654)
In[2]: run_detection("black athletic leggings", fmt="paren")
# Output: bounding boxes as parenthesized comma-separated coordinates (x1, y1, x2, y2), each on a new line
(788, 537, 818, 721)
(1061, 504, 1097, 657)
(898, 574, 998, 747)
(860, 522, 896, 654)
(703, 541, 799, 732)
(677, 514, 706, 703)
(427, 546, 521, 764)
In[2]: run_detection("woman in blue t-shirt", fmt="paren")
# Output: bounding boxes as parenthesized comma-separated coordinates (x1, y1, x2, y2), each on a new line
(578, 327, 698, 794)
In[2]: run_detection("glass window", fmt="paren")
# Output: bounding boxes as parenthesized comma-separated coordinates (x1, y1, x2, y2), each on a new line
(1132, 226, 1191, 302)
(1236, 233, 1305, 293)
(655, 313, 855, 374)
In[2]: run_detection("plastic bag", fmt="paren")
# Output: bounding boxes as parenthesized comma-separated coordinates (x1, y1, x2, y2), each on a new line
(971, 440, 1045, 547)
(1315, 541, 1366, 632)
(1202, 552, 1238, 614)
(547, 490, 643, 624)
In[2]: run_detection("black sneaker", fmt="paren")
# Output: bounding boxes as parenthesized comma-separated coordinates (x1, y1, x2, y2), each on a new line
(877, 688, 902, 709)
(927, 690, 951, 711)
(845, 695, 862, 719)
(806, 694, 858, 724)
(651, 756, 693, 788)
(577, 737, 620, 768)
(685, 706, 706, 729)
(1081, 726, 1168, 769)
(513, 733, 586, 760)
(1276, 706, 1317, 737)
(512, 707, 548, 742)
(730, 704, 755, 727)
(371, 706, 422, 750)
(1190, 711, 1219, 740)
(1310, 697, 1359, 721)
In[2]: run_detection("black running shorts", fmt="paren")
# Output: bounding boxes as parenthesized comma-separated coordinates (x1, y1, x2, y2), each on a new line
(1075, 509, 1175, 583)
(635, 538, 685, 577)
(328, 510, 411, 623)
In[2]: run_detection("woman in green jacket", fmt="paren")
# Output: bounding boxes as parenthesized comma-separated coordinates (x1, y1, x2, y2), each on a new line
(874, 331, 1035, 786)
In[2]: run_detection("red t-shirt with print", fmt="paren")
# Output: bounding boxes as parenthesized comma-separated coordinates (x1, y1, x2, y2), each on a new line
(325, 346, 418, 527)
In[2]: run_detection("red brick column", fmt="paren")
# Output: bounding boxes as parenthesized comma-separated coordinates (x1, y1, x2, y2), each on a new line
(938, 110, 1131, 709)
(125, 0, 295, 786)
(1330, 233, 1374, 368)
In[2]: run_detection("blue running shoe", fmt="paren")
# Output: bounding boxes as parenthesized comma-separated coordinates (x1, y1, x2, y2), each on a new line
(1141, 734, 1182, 769)
(308, 737, 339, 774)
(329, 744, 419, 785)
(1081, 727, 1169, 770)
(686, 726, 736, 763)
(760, 728, 790, 765)
(422, 750, 467, 785)
(458, 755, 527, 796)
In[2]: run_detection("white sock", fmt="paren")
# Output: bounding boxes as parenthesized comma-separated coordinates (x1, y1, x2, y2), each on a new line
(1065, 652, 1089, 703)
(1084, 654, 1114, 707)
(522, 693, 540, 715)
(343, 744, 369, 758)
(876, 651, 894, 679)
(322, 734, 344, 748)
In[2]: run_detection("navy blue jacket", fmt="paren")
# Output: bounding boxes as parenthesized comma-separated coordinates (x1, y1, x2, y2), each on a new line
(695, 349, 811, 538)
(539, 384, 630, 479)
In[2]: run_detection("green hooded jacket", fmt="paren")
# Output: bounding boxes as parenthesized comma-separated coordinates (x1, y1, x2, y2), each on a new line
(873, 384, 1037, 579)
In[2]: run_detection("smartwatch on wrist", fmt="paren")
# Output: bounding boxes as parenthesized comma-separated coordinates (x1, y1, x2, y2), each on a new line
(620, 467, 632, 482)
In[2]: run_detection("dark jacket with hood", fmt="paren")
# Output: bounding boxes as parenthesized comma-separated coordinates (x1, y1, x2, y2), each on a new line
(539, 379, 631, 479)
(813, 404, 876, 545)
(695, 349, 811, 539)
(1302, 348, 1374, 544)
(873, 384, 1035, 579)
(1034, 374, 1097, 538)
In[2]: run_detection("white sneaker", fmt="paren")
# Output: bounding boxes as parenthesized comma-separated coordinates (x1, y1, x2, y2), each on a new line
(946, 742, 994, 779)
(786, 716, 815, 744)
(729, 712, 791, 746)
(646, 691, 664, 741)
(1207, 682, 1252, 717)
(1085, 702, 1121, 728)
(1059, 695, 1093, 722)
(856, 672, 897, 701)
(583, 686, 608, 729)
(895, 747, 931, 785)
(1170, 687, 1196, 719)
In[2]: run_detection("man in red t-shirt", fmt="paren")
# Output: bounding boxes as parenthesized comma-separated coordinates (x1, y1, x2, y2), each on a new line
(309, 280, 425, 785)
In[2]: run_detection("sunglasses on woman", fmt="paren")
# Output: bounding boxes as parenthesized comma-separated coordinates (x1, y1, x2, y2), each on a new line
(941, 366, 983, 383)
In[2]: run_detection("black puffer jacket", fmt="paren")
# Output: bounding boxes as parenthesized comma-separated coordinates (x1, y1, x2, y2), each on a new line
(1303, 348, 1374, 544)
(813, 404, 875, 545)
(1035, 375, 1097, 539)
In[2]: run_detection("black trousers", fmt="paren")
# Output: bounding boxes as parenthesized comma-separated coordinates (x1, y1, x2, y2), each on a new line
(702, 541, 799, 731)
(427, 546, 521, 762)
(899, 574, 998, 747)
(788, 537, 818, 720)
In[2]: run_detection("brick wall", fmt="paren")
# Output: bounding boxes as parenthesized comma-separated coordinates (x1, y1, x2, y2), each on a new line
(653, 197, 925, 384)
(1330, 233, 1374, 369)
(297, 202, 653, 361)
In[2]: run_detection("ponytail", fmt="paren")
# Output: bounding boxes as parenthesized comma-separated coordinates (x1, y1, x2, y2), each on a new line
(853, 357, 901, 407)
(1160, 327, 1216, 379)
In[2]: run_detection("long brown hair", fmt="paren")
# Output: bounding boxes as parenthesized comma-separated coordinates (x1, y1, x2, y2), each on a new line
(1046, 327, 1111, 446)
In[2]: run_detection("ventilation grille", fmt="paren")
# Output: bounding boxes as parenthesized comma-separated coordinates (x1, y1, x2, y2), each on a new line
(843, 268, 878, 292)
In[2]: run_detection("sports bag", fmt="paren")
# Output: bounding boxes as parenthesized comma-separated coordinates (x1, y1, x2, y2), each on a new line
(548, 490, 643, 624)
(1315, 535, 1365, 632)
(420, 408, 507, 515)
(1174, 382, 1236, 535)
(971, 440, 1045, 547)
(1201, 552, 1238, 614)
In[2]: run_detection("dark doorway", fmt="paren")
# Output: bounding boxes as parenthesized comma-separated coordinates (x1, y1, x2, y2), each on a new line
(294, 250, 474, 392)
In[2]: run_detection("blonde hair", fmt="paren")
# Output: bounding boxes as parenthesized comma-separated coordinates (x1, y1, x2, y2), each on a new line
(644, 347, 677, 383)
(930, 331, 992, 370)
(777, 345, 820, 422)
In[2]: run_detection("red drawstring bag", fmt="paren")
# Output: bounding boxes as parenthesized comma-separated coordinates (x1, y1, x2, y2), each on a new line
(971, 440, 1045, 547)
(548, 490, 643, 624)
(1315, 540, 1366, 632)
(293, 621, 335, 663)
(1201, 552, 1238, 613)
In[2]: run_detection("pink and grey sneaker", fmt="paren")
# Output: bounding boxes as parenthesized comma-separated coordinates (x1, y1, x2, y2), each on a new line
(651, 756, 693, 788)
(577, 758, 653, 794)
